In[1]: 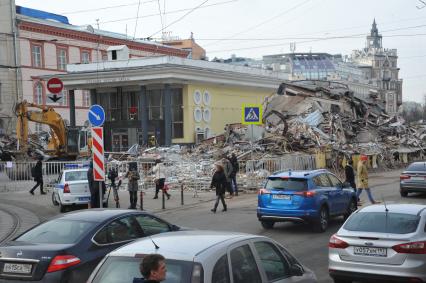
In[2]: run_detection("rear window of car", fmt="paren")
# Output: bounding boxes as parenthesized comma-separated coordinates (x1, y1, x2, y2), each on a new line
(65, 171, 88, 181)
(15, 219, 93, 244)
(344, 212, 420, 234)
(406, 163, 426, 171)
(91, 256, 193, 283)
(266, 177, 307, 191)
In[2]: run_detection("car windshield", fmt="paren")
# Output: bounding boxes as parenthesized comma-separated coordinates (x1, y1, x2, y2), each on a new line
(406, 163, 426, 172)
(344, 212, 420, 234)
(15, 219, 94, 244)
(91, 256, 193, 283)
(266, 177, 307, 191)
(65, 171, 88, 182)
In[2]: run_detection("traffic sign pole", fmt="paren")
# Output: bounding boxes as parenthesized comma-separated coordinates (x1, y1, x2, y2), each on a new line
(92, 127, 105, 208)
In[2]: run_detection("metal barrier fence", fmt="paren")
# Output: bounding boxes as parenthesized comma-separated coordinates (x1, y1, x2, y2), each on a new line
(0, 154, 315, 192)
(243, 154, 316, 189)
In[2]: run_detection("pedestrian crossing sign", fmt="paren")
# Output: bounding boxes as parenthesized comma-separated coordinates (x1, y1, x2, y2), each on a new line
(242, 104, 262, 125)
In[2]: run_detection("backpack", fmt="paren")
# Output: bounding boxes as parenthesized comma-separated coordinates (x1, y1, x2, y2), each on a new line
(31, 166, 36, 178)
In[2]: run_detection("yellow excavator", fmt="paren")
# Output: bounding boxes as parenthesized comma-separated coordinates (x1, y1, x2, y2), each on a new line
(15, 100, 91, 160)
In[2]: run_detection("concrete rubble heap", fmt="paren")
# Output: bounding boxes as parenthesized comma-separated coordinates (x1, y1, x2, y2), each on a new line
(261, 81, 426, 167)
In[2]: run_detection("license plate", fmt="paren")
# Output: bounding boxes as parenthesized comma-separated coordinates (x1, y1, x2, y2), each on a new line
(3, 263, 32, 274)
(353, 246, 387, 257)
(272, 194, 291, 200)
(411, 177, 424, 181)
(78, 197, 90, 201)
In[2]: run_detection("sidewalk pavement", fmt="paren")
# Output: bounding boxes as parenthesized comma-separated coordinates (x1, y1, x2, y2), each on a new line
(0, 182, 231, 214)
(0, 168, 402, 214)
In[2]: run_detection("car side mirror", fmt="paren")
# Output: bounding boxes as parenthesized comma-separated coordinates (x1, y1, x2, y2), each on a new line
(170, 224, 180, 231)
(342, 182, 351, 189)
(290, 264, 304, 276)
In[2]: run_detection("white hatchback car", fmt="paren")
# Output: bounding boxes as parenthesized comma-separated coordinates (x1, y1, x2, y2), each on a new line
(329, 204, 426, 283)
(52, 165, 106, 212)
(87, 230, 317, 283)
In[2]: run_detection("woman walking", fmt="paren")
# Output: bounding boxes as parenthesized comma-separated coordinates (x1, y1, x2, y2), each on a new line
(357, 155, 380, 205)
(152, 159, 170, 200)
(210, 162, 227, 213)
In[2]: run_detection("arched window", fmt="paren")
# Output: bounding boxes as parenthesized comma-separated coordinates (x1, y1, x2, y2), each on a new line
(34, 82, 43, 104)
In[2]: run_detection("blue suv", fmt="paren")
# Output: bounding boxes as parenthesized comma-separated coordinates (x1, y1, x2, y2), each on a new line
(257, 169, 357, 232)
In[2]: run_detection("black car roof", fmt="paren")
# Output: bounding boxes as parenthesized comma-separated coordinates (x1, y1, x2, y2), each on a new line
(55, 209, 151, 223)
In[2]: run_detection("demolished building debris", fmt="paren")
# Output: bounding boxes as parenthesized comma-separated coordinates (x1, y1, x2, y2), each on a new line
(1, 80, 425, 188)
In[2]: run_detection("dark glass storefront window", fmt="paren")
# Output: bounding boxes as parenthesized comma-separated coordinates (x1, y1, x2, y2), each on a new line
(148, 90, 163, 120)
(172, 89, 183, 139)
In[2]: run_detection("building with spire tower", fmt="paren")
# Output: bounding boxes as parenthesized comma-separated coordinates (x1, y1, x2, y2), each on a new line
(348, 19, 402, 114)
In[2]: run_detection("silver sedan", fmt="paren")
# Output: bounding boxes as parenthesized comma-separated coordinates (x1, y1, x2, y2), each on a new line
(88, 230, 317, 283)
(400, 162, 426, 197)
(329, 204, 426, 283)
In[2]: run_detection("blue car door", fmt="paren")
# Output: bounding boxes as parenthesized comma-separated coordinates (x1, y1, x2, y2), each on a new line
(317, 173, 339, 215)
(327, 173, 346, 214)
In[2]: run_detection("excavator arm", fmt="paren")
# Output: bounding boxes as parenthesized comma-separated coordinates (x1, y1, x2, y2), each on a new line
(15, 101, 67, 156)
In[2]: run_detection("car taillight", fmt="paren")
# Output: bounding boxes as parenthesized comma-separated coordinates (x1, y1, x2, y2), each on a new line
(400, 175, 411, 180)
(329, 234, 349, 249)
(63, 183, 70, 193)
(258, 188, 270, 195)
(47, 255, 80, 273)
(392, 241, 426, 254)
(295, 191, 315, 197)
(191, 262, 204, 283)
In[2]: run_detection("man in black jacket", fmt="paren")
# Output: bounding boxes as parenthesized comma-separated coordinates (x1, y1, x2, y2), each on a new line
(87, 161, 106, 208)
(345, 159, 357, 194)
(229, 153, 239, 196)
(30, 156, 45, 195)
(138, 254, 167, 283)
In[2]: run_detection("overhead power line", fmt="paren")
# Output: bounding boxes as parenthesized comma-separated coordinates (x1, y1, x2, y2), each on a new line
(95, 0, 235, 26)
(204, 0, 312, 47)
(147, 0, 210, 38)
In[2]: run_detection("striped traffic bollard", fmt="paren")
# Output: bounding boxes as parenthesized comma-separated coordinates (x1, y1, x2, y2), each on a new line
(91, 127, 105, 208)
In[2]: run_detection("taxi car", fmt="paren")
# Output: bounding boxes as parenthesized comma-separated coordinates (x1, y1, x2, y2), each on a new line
(51, 164, 106, 212)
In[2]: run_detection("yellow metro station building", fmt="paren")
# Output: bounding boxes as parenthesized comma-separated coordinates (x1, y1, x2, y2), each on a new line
(56, 55, 286, 151)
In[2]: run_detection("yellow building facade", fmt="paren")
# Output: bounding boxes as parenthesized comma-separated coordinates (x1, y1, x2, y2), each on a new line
(55, 56, 286, 149)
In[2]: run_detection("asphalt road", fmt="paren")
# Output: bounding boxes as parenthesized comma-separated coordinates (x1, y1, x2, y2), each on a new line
(155, 172, 426, 283)
(1, 169, 425, 283)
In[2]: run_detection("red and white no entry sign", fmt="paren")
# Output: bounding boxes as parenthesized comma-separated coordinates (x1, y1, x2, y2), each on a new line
(91, 127, 105, 181)
(47, 77, 63, 94)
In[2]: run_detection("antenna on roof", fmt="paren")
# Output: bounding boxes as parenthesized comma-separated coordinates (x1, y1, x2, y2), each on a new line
(149, 236, 160, 250)
(382, 194, 388, 212)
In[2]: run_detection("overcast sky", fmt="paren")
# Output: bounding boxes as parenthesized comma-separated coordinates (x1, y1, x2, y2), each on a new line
(15, 0, 426, 103)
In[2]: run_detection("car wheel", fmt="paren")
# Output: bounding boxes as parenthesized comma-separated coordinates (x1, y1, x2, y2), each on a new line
(51, 192, 59, 206)
(261, 221, 274, 229)
(400, 190, 408, 197)
(313, 206, 329, 233)
(333, 278, 352, 283)
(60, 204, 68, 213)
(343, 199, 357, 220)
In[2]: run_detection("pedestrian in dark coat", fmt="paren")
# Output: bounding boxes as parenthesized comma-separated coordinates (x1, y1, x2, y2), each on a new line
(30, 156, 45, 195)
(87, 161, 105, 208)
(221, 156, 233, 197)
(126, 162, 140, 209)
(344, 159, 356, 192)
(210, 162, 227, 213)
(229, 153, 239, 196)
